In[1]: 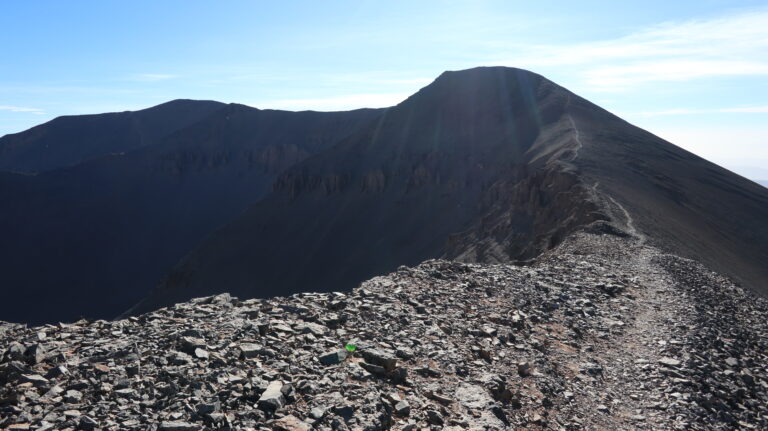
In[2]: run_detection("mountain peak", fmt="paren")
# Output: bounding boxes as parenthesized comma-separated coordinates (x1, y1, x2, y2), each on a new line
(1, 66, 767, 330)
(131, 66, 768, 318)
(437, 65, 541, 79)
(409, 66, 551, 103)
(150, 98, 224, 110)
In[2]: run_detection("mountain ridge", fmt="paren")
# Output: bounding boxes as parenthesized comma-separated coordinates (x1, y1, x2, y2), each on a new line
(132, 66, 768, 316)
(3, 229, 767, 430)
(0, 99, 228, 173)
(0, 103, 383, 324)
(0, 66, 766, 325)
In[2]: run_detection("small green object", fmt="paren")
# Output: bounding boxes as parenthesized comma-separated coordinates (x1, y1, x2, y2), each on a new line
(345, 344, 357, 352)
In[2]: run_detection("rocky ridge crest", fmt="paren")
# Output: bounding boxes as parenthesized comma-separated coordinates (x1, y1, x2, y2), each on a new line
(2, 228, 767, 430)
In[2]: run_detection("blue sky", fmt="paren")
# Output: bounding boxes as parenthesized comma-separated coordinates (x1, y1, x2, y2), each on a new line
(2, 1, 767, 178)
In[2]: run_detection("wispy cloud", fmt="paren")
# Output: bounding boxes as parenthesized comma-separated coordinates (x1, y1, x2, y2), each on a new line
(636, 105, 768, 116)
(0, 105, 44, 114)
(218, 71, 432, 88)
(375, 77, 433, 86)
(721, 106, 768, 113)
(253, 92, 410, 111)
(318, 72, 432, 87)
(131, 73, 178, 82)
(508, 9, 768, 91)
(583, 60, 768, 89)
(650, 125, 768, 163)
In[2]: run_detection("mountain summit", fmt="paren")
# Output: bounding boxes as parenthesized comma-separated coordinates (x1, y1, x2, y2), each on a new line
(0, 66, 766, 324)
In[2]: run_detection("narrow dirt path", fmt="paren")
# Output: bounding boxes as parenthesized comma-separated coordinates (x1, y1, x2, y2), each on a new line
(565, 94, 583, 162)
(607, 195, 644, 243)
(541, 230, 695, 429)
(594, 244, 691, 429)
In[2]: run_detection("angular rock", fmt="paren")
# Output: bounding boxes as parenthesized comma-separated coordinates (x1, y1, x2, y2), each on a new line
(517, 362, 533, 377)
(309, 406, 327, 420)
(426, 410, 444, 425)
(79, 415, 98, 430)
(45, 365, 68, 379)
(333, 404, 355, 421)
(361, 348, 397, 371)
(394, 400, 411, 416)
(318, 349, 347, 366)
(179, 336, 207, 353)
(257, 380, 285, 411)
(239, 343, 262, 359)
(272, 414, 311, 431)
(158, 421, 201, 431)
(64, 389, 83, 403)
(658, 357, 681, 367)
(193, 348, 209, 359)
(20, 374, 48, 386)
(168, 351, 192, 365)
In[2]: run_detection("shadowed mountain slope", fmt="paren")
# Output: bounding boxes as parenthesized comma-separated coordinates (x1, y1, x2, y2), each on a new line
(134, 66, 768, 314)
(564, 95, 768, 298)
(0, 104, 382, 324)
(444, 73, 768, 293)
(0, 99, 226, 173)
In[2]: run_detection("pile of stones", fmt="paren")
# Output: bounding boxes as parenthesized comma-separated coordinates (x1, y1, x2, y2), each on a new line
(1, 230, 766, 430)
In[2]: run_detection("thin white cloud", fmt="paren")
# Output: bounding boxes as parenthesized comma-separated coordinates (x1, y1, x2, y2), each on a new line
(0, 105, 44, 114)
(215, 71, 432, 88)
(649, 125, 768, 164)
(377, 78, 433, 86)
(253, 93, 410, 111)
(722, 106, 768, 113)
(507, 8, 768, 90)
(132, 73, 178, 82)
(636, 105, 768, 116)
(583, 60, 768, 89)
(308, 71, 432, 87)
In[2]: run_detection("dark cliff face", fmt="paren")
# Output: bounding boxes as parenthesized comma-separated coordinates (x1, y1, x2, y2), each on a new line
(0, 104, 382, 324)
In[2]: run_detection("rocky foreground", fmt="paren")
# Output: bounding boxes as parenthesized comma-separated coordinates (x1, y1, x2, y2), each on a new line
(1, 229, 767, 430)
